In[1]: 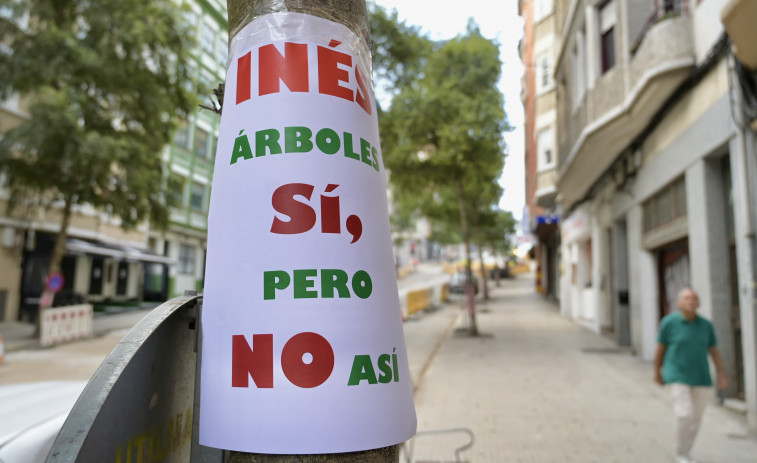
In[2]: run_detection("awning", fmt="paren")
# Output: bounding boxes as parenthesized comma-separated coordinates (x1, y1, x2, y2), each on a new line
(66, 238, 176, 265)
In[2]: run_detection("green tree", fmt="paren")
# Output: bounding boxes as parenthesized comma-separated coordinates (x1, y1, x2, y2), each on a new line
(381, 23, 508, 335)
(477, 206, 517, 287)
(368, 2, 432, 102)
(0, 0, 196, 317)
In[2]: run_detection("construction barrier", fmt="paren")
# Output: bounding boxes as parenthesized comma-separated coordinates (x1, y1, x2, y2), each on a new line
(40, 304, 94, 347)
(406, 289, 431, 318)
(402, 283, 451, 321)
(439, 283, 449, 304)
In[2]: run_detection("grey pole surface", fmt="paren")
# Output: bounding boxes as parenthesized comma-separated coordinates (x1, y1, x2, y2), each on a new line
(46, 294, 202, 462)
(223, 1, 398, 461)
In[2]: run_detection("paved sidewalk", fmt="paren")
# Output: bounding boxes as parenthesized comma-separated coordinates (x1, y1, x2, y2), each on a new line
(406, 275, 757, 463)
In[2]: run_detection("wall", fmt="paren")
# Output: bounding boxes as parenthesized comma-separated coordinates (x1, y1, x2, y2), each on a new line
(0, 228, 23, 321)
(693, 0, 728, 64)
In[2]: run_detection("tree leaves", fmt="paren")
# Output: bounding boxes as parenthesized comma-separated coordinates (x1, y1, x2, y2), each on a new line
(0, 0, 198, 231)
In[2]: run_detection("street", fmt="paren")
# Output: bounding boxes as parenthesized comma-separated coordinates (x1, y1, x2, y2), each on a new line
(1, 266, 756, 462)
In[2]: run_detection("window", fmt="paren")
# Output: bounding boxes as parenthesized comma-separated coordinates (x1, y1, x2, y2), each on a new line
(599, 0, 616, 74)
(183, 64, 197, 92)
(643, 177, 687, 232)
(535, 0, 553, 21)
(168, 175, 186, 208)
(190, 182, 205, 212)
(583, 239, 593, 287)
(201, 21, 216, 55)
(199, 73, 213, 94)
(174, 121, 190, 149)
(572, 28, 587, 110)
(537, 127, 555, 169)
(541, 57, 550, 90)
(179, 244, 196, 275)
(182, 9, 197, 29)
(218, 34, 229, 68)
(194, 127, 209, 157)
(211, 135, 218, 159)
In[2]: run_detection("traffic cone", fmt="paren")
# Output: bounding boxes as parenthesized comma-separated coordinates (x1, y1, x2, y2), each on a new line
(0, 334, 5, 364)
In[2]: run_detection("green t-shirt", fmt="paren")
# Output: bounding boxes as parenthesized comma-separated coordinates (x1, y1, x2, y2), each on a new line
(657, 311, 717, 386)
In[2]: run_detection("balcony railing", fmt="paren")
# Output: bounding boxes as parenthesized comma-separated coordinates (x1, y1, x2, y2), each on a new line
(630, 0, 688, 55)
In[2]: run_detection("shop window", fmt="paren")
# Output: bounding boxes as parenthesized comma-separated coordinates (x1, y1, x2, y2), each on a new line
(179, 244, 196, 275)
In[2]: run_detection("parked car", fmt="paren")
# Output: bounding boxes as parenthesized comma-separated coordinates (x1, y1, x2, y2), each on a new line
(449, 271, 479, 294)
(489, 266, 510, 279)
(0, 381, 87, 463)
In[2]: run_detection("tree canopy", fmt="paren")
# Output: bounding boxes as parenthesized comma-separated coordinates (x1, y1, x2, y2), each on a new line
(0, 0, 197, 278)
(370, 11, 511, 333)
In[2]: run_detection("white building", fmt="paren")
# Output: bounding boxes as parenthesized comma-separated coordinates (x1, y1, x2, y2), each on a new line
(554, 0, 757, 430)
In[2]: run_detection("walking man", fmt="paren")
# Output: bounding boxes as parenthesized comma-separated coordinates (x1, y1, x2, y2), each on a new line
(654, 287, 729, 463)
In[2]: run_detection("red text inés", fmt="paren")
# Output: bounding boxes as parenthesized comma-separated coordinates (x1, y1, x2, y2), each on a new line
(235, 40, 373, 115)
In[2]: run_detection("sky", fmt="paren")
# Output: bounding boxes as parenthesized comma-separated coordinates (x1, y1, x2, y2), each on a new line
(372, 0, 526, 223)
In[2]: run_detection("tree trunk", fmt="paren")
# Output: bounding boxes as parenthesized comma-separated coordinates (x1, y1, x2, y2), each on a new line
(36, 192, 74, 333)
(225, 1, 398, 460)
(489, 241, 501, 287)
(455, 179, 477, 336)
(228, 446, 399, 463)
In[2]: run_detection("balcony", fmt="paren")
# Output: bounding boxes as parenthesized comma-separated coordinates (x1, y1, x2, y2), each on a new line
(535, 166, 558, 209)
(557, 2, 693, 210)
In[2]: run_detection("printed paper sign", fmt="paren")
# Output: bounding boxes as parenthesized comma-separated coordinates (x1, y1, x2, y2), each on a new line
(199, 12, 417, 454)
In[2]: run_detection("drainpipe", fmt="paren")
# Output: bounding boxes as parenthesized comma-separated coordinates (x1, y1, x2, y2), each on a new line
(727, 47, 757, 433)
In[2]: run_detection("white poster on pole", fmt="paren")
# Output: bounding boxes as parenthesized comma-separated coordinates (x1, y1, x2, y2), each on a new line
(199, 12, 417, 454)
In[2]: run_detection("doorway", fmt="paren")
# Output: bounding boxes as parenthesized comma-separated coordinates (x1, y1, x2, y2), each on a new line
(612, 220, 631, 346)
(657, 238, 690, 320)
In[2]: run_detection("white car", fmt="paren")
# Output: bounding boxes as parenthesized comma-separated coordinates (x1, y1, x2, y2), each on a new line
(0, 381, 87, 463)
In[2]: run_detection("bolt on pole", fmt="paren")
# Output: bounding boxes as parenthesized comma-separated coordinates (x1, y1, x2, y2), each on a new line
(223, 1, 400, 461)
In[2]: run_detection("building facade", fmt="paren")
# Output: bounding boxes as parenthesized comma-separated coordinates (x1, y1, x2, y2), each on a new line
(553, 0, 757, 431)
(149, 0, 227, 299)
(519, 0, 562, 301)
(0, 0, 227, 320)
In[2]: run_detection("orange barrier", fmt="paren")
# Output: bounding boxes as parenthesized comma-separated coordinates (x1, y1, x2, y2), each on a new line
(439, 283, 449, 303)
(442, 263, 457, 274)
(509, 262, 531, 275)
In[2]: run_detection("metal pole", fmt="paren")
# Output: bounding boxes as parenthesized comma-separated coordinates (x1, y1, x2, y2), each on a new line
(223, 1, 399, 461)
